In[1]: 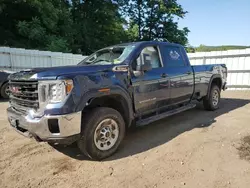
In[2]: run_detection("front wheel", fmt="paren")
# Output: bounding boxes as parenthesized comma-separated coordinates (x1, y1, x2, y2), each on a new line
(203, 85, 220, 111)
(78, 107, 125, 160)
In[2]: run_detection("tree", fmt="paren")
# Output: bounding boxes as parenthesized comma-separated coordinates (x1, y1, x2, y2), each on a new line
(118, 0, 146, 40)
(0, 0, 190, 54)
(185, 44, 195, 53)
(195, 45, 250, 52)
(70, 0, 127, 54)
(0, 0, 74, 52)
(119, 0, 190, 45)
(0, 0, 38, 48)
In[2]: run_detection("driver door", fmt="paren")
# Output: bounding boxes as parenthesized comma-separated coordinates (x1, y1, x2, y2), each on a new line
(131, 46, 170, 115)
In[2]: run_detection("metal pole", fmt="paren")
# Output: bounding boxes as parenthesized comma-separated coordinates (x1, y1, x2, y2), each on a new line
(9, 52, 13, 71)
(203, 56, 206, 65)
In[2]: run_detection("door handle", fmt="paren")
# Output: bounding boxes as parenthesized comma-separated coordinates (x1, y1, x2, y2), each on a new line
(186, 71, 192, 75)
(161, 73, 168, 78)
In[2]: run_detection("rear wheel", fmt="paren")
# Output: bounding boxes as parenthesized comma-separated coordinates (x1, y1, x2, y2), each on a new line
(78, 107, 125, 160)
(203, 84, 220, 111)
(0, 82, 9, 99)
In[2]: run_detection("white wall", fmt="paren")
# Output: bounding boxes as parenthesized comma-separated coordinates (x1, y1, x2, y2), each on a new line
(0, 47, 87, 72)
(188, 48, 250, 90)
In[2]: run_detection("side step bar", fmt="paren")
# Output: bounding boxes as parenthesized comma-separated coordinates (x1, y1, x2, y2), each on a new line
(137, 103, 196, 126)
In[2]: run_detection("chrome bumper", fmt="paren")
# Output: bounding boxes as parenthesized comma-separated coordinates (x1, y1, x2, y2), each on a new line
(7, 107, 81, 142)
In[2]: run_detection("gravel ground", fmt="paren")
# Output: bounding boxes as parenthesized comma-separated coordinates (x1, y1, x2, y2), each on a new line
(1, 91, 250, 188)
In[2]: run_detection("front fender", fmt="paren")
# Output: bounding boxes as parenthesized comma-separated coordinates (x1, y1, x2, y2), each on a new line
(45, 72, 135, 125)
(75, 86, 134, 120)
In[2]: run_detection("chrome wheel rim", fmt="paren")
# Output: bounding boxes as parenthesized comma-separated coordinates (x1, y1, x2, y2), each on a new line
(212, 90, 219, 106)
(94, 118, 119, 151)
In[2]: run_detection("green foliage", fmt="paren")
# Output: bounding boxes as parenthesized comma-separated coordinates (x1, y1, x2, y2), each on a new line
(195, 45, 250, 52)
(186, 46, 195, 53)
(0, 0, 190, 54)
(17, 17, 46, 45)
(126, 24, 139, 41)
(0, 0, 73, 52)
(70, 0, 128, 54)
(119, 0, 189, 45)
(46, 37, 70, 52)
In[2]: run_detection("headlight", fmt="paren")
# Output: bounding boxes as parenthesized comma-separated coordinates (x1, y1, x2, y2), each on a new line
(49, 81, 66, 103)
(38, 79, 73, 105)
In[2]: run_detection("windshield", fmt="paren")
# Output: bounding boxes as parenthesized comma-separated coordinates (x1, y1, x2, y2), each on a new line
(78, 45, 135, 65)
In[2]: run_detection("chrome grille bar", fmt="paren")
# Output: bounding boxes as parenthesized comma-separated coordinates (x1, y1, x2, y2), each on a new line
(9, 80, 39, 112)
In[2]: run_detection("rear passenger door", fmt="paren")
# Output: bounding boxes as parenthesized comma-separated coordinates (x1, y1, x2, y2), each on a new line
(160, 45, 194, 105)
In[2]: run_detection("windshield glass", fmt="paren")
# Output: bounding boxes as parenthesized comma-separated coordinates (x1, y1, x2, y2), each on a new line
(78, 45, 135, 65)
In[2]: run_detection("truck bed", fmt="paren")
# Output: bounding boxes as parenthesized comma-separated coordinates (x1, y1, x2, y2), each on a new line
(192, 64, 227, 98)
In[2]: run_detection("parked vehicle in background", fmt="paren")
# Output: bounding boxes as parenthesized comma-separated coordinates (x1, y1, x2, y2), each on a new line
(0, 70, 11, 99)
(7, 41, 227, 160)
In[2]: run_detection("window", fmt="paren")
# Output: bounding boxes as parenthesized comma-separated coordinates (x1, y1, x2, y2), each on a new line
(78, 45, 136, 65)
(132, 46, 161, 70)
(163, 46, 185, 67)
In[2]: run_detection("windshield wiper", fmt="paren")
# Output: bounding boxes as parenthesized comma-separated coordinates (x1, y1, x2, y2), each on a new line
(84, 62, 92, 65)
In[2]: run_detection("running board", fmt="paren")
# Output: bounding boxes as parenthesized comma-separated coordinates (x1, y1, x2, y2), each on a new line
(137, 103, 196, 126)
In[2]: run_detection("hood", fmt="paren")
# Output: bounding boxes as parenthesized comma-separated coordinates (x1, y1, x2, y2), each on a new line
(0, 70, 16, 74)
(8, 64, 114, 81)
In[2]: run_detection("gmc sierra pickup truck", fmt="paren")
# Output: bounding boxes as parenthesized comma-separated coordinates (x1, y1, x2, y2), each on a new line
(7, 41, 227, 160)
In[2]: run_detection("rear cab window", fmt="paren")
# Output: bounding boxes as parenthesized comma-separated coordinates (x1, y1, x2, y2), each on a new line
(161, 45, 186, 67)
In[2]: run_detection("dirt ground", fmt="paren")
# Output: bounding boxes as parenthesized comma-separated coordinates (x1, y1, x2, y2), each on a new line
(1, 91, 250, 188)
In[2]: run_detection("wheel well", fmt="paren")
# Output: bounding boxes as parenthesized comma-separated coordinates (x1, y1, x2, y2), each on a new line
(84, 95, 131, 127)
(1, 81, 8, 88)
(0, 81, 8, 93)
(211, 77, 222, 89)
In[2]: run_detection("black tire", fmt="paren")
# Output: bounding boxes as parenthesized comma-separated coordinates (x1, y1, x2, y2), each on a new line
(78, 107, 125, 160)
(203, 84, 220, 111)
(0, 82, 9, 99)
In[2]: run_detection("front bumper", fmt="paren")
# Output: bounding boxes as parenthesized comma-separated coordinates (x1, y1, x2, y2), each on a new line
(7, 107, 81, 144)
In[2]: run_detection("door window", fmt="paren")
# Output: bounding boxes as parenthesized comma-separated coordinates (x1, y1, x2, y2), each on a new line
(162, 46, 185, 67)
(132, 46, 162, 70)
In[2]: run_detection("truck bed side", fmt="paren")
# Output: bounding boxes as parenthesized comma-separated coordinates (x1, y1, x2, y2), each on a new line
(192, 64, 227, 99)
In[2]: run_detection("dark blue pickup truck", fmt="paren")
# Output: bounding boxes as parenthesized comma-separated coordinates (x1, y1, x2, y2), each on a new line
(7, 41, 227, 160)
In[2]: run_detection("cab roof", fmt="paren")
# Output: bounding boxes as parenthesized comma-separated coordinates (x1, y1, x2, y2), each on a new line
(106, 41, 183, 49)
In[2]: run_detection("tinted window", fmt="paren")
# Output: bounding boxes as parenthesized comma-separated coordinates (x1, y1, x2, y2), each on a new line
(163, 46, 185, 67)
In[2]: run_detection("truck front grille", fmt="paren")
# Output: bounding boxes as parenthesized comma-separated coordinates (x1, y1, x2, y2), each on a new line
(9, 81, 39, 113)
